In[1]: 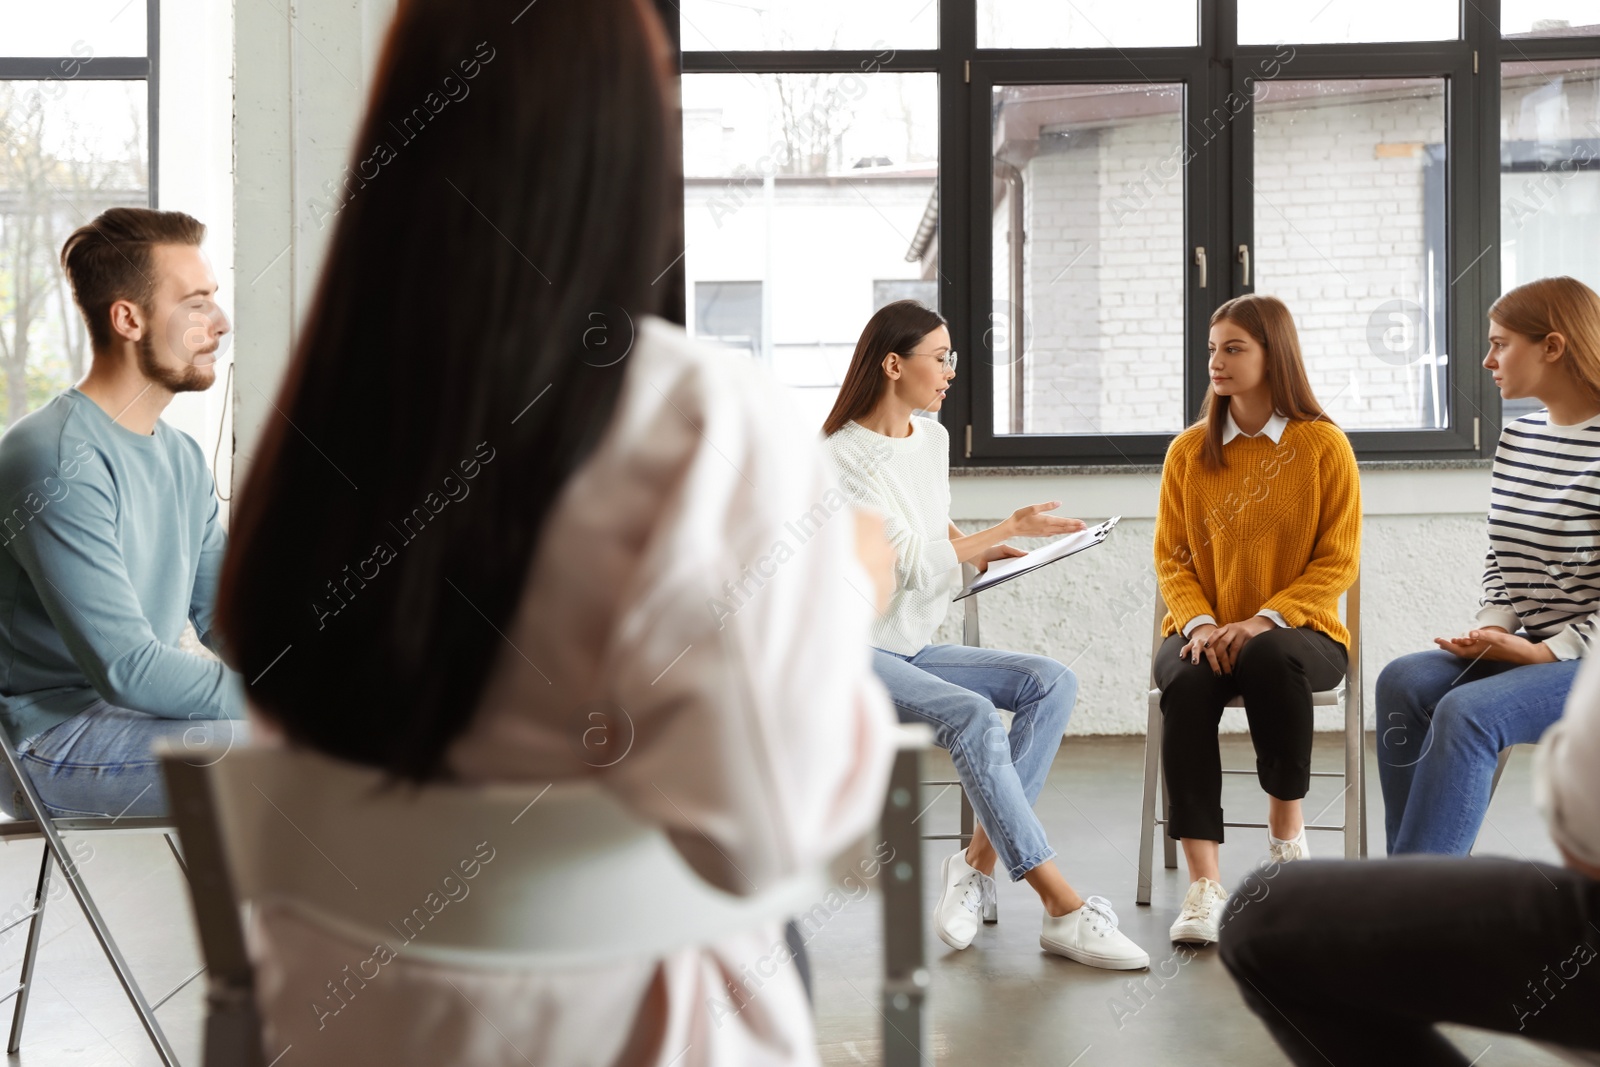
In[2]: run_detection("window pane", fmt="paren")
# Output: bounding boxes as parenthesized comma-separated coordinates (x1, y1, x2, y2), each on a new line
(0, 81, 149, 429)
(1253, 79, 1448, 431)
(990, 84, 1186, 435)
(1503, 1, 1600, 37)
(683, 73, 937, 432)
(678, 0, 935, 51)
(1501, 61, 1600, 421)
(695, 281, 763, 359)
(2, 1, 147, 57)
(1238, 0, 1457, 44)
(978, 0, 1196, 48)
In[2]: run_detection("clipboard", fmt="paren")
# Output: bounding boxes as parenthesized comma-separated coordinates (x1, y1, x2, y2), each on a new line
(953, 516, 1120, 601)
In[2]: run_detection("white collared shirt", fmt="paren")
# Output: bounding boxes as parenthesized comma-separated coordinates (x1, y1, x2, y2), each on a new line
(1221, 409, 1289, 445)
(1182, 410, 1291, 637)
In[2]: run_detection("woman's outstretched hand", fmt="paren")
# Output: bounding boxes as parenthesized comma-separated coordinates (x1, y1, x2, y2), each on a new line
(976, 543, 1028, 573)
(1005, 501, 1087, 539)
(1434, 626, 1556, 665)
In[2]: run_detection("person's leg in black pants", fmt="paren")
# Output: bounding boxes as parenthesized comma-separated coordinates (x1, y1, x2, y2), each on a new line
(1154, 633, 1240, 843)
(1222, 856, 1600, 1065)
(1155, 627, 1345, 843)
(1232, 626, 1347, 820)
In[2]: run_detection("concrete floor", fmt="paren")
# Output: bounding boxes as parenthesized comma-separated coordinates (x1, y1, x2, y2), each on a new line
(0, 734, 1575, 1065)
(808, 735, 1574, 1067)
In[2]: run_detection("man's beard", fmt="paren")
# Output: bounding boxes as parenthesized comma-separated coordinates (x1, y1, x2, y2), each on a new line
(138, 331, 215, 394)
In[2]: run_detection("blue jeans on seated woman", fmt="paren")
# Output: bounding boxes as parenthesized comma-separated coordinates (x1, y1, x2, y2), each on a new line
(1376, 647, 1579, 856)
(871, 644, 1076, 881)
(0, 701, 249, 820)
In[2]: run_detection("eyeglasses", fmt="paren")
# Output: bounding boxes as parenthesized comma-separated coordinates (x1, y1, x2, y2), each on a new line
(907, 349, 958, 371)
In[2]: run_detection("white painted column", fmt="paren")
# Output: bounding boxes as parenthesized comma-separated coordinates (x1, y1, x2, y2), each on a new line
(157, 0, 235, 509)
(232, 0, 396, 493)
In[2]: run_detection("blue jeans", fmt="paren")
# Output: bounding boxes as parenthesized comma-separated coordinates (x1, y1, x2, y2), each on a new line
(871, 644, 1076, 881)
(1376, 649, 1579, 855)
(0, 701, 249, 819)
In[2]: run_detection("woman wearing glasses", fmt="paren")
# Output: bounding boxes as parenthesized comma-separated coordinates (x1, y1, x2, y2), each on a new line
(822, 300, 1149, 970)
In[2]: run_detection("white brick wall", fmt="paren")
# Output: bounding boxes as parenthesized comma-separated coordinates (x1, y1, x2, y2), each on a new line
(1007, 84, 1453, 435)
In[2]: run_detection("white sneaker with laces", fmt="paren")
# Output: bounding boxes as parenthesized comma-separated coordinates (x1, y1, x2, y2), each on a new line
(1266, 827, 1310, 865)
(1040, 895, 1150, 970)
(1169, 877, 1229, 944)
(934, 849, 986, 950)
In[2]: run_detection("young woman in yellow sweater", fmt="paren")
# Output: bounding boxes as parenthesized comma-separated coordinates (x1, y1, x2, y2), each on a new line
(1153, 293, 1361, 945)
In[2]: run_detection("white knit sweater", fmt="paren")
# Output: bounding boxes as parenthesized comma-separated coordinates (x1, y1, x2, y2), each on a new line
(825, 416, 961, 654)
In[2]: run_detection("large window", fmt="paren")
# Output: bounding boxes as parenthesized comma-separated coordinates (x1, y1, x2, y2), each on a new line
(669, 2, 1600, 465)
(0, 2, 156, 431)
(682, 70, 937, 432)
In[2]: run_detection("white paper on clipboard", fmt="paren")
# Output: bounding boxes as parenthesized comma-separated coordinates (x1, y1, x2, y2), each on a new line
(953, 516, 1120, 601)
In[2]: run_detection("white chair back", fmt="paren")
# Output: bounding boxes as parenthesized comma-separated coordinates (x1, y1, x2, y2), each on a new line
(198, 745, 831, 970)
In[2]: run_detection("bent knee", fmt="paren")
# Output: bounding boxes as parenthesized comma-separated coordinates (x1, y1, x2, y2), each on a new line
(1428, 692, 1495, 743)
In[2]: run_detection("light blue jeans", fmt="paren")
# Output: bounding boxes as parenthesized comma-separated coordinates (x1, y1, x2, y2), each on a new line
(871, 644, 1076, 881)
(0, 701, 249, 819)
(1376, 648, 1579, 856)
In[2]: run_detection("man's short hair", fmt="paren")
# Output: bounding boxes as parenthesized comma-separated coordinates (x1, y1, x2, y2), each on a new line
(59, 207, 206, 353)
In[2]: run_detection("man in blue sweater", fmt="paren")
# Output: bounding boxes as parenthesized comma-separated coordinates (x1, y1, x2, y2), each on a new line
(0, 207, 244, 818)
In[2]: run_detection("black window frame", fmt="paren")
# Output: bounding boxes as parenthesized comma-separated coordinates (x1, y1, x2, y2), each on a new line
(0, 1, 160, 206)
(661, 0, 1600, 467)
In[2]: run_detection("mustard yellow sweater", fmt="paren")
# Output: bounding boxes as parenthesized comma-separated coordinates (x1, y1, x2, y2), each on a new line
(1155, 418, 1362, 649)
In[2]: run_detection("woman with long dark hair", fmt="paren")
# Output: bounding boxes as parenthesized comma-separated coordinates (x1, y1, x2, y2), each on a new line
(217, 1, 897, 1062)
(1153, 294, 1360, 946)
(822, 300, 1149, 971)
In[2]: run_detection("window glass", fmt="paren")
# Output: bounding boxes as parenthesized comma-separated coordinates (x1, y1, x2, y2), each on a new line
(683, 72, 938, 431)
(0, 81, 149, 428)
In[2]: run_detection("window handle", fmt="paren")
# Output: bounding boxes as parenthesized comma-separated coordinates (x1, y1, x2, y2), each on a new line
(1194, 246, 1207, 289)
(1238, 243, 1251, 287)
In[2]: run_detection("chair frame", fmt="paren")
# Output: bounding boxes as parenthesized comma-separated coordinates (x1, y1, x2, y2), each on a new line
(0, 733, 194, 1066)
(918, 563, 997, 921)
(163, 732, 933, 1067)
(1136, 575, 1366, 905)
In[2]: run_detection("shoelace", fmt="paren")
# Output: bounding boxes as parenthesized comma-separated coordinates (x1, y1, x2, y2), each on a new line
(1268, 836, 1305, 863)
(959, 874, 984, 914)
(1079, 895, 1120, 931)
(1178, 884, 1221, 923)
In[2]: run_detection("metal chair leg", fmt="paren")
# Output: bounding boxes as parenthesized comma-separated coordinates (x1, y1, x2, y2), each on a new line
(0, 743, 180, 1067)
(1136, 696, 1161, 905)
(1359, 729, 1369, 859)
(5, 846, 52, 1053)
(883, 746, 927, 1067)
(1490, 747, 1512, 800)
(1343, 688, 1362, 860)
(957, 788, 998, 923)
(958, 787, 974, 852)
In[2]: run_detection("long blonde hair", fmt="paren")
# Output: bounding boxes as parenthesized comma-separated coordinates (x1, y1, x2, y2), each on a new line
(1488, 277, 1600, 404)
(1195, 294, 1329, 469)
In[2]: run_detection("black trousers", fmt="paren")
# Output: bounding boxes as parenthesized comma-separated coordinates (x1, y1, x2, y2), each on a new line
(1221, 857, 1600, 1066)
(1154, 626, 1347, 841)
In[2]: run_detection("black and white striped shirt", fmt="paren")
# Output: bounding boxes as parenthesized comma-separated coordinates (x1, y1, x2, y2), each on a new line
(1478, 410, 1600, 660)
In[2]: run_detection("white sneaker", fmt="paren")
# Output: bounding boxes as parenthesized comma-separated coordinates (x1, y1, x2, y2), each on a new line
(1040, 896, 1150, 970)
(1169, 877, 1228, 945)
(1266, 827, 1310, 865)
(934, 849, 986, 950)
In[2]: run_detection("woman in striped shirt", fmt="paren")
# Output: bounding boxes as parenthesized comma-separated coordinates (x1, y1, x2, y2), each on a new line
(1377, 276, 1600, 855)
